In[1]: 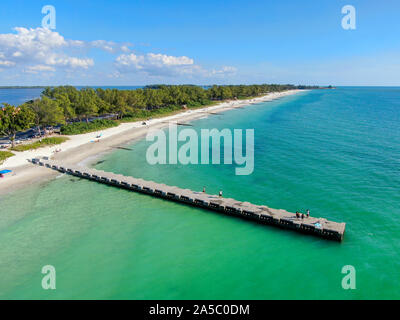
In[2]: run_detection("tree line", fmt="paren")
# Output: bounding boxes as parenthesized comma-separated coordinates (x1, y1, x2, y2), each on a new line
(0, 84, 319, 147)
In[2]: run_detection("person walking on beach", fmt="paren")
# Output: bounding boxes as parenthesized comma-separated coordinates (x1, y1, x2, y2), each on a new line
(203, 187, 206, 193)
(219, 190, 223, 197)
(306, 209, 310, 218)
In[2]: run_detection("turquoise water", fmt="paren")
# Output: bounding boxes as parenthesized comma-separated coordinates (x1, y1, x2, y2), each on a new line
(1, 87, 399, 299)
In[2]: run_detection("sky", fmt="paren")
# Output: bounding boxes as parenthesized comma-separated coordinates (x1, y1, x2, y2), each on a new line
(0, 0, 399, 86)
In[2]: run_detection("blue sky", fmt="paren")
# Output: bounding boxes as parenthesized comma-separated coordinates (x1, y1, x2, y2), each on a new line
(0, 0, 399, 86)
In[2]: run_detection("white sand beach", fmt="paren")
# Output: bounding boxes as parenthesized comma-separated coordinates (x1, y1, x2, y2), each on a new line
(0, 89, 304, 194)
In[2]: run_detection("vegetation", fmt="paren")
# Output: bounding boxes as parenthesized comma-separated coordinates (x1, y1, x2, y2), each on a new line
(60, 119, 118, 135)
(1, 84, 320, 142)
(10, 137, 69, 152)
(41, 84, 318, 123)
(0, 150, 14, 163)
(0, 104, 35, 148)
(25, 96, 65, 135)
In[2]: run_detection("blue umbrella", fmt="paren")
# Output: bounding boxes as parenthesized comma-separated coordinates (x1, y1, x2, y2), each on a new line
(0, 170, 12, 174)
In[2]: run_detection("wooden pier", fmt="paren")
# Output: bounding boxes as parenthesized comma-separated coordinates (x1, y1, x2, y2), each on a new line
(31, 158, 346, 242)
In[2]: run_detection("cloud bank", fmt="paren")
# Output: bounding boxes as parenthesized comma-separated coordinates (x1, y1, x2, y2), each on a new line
(0, 27, 94, 71)
(115, 52, 236, 78)
(0, 26, 237, 82)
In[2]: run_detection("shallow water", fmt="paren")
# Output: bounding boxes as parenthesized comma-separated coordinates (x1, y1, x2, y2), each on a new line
(1, 87, 399, 299)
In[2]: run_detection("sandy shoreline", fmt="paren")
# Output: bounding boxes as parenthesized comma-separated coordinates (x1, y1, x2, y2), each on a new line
(0, 89, 305, 195)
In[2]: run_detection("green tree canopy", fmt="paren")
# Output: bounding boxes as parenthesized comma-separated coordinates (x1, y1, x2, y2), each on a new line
(25, 97, 65, 135)
(0, 104, 35, 147)
(75, 88, 99, 122)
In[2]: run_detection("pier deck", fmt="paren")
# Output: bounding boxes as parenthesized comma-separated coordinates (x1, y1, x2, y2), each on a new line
(32, 158, 346, 241)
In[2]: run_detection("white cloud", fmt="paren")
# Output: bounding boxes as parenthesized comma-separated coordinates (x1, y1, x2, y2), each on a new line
(115, 53, 194, 75)
(146, 53, 194, 66)
(210, 66, 237, 76)
(115, 52, 197, 76)
(25, 65, 56, 74)
(120, 45, 131, 53)
(89, 40, 132, 53)
(0, 60, 16, 67)
(45, 56, 94, 69)
(0, 27, 94, 72)
(0, 26, 237, 82)
(115, 52, 236, 78)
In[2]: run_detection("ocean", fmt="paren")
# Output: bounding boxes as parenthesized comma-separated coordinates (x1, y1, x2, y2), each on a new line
(0, 87, 399, 299)
(0, 86, 144, 106)
(0, 88, 44, 106)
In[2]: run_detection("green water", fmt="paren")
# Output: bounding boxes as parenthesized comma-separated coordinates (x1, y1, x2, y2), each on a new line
(1, 88, 399, 299)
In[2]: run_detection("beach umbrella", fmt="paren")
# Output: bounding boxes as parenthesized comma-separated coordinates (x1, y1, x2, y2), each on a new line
(0, 170, 12, 174)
